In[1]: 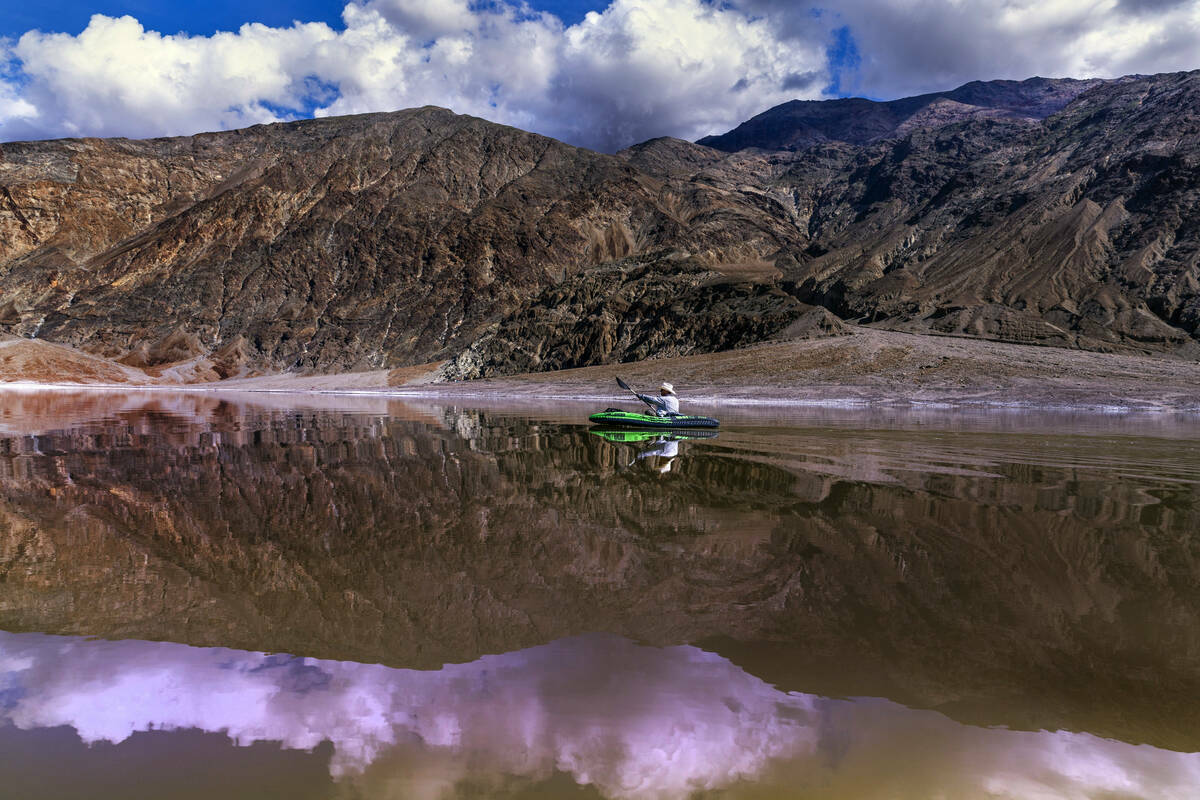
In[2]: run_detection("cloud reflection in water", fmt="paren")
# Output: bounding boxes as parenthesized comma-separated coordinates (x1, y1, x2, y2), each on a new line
(0, 631, 1197, 799)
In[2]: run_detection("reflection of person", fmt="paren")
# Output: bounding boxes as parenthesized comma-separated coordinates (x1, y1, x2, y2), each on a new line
(637, 437, 679, 474)
(635, 382, 680, 417)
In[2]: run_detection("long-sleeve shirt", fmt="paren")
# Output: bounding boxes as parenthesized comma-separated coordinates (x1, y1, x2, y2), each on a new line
(636, 392, 680, 416)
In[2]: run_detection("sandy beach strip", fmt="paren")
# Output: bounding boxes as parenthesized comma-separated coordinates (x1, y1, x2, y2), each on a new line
(3, 328, 1199, 414)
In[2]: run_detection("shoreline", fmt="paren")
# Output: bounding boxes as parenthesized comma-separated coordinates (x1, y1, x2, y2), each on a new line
(2, 378, 1198, 417)
(3, 327, 1200, 416)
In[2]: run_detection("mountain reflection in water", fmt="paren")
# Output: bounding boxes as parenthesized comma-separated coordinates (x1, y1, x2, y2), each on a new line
(2, 630, 1198, 800)
(1, 390, 1200, 794)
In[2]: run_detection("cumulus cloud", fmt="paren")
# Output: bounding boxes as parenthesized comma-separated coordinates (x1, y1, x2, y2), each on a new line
(369, 0, 483, 39)
(309, 0, 829, 148)
(310, 0, 566, 135)
(0, 81, 36, 126)
(739, 0, 1200, 100)
(0, 1, 1196, 151)
(3, 630, 1200, 799)
(0, 0, 827, 151)
(0, 39, 36, 125)
(2, 15, 344, 141)
(537, 0, 825, 149)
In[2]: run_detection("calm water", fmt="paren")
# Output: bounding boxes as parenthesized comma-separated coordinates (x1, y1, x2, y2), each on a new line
(2, 390, 1200, 798)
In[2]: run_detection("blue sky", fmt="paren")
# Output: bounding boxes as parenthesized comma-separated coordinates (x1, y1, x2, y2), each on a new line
(0, 1, 603, 39)
(1, 1, 1196, 151)
(1, 2, 346, 38)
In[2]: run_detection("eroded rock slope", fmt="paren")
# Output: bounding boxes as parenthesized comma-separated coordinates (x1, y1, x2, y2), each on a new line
(0, 108, 801, 376)
(2, 71, 1199, 379)
(640, 71, 1200, 355)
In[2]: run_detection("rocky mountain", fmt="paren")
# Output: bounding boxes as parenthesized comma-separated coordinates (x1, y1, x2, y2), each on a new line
(0, 107, 802, 376)
(647, 69, 1200, 355)
(696, 76, 1106, 151)
(1, 70, 1198, 380)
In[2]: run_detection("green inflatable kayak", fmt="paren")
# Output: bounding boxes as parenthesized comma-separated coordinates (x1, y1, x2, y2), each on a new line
(588, 408, 719, 429)
(589, 428, 719, 443)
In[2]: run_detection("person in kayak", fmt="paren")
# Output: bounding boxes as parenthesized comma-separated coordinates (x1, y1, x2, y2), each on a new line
(634, 382, 680, 417)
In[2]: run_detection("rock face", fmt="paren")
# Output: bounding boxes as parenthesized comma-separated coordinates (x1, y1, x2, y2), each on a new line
(659, 70, 1200, 355)
(441, 252, 813, 379)
(2, 71, 1199, 379)
(697, 76, 1106, 151)
(0, 108, 802, 376)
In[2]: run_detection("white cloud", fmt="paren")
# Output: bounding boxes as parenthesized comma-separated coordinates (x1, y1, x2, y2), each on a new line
(0, 0, 828, 151)
(541, 0, 826, 147)
(369, 0, 480, 40)
(0, 40, 36, 126)
(740, 0, 1200, 100)
(0, 1, 1196, 150)
(310, 0, 566, 136)
(0, 82, 36, 125)
(311, 0, 826, 149)
(3, 14, 340, 141)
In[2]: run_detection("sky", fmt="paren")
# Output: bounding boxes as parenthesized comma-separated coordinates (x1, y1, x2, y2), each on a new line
(1, 0, 1198, 152)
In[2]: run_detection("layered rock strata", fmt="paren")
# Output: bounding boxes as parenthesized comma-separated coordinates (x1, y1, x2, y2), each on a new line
(2, 72, 1199, 379)
(0, 108, 802, 376)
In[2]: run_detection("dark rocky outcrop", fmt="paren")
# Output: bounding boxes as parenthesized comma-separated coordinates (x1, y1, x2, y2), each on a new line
(441, 252, 814, 379)
(697, 76, 1106, 151)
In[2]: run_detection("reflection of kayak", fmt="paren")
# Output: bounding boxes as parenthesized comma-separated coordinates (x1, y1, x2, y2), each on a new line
(589, 428, 719, 443)
(588, 409, 719, 429)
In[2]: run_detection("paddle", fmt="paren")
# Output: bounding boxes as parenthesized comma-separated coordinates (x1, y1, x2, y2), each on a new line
(616, 377, 655, 411)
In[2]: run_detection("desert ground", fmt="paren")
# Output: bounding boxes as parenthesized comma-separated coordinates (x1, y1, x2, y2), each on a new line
(3, 327, 1198, 413)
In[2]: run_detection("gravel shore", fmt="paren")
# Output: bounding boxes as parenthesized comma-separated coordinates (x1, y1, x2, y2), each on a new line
(5, 328, 1200, 413)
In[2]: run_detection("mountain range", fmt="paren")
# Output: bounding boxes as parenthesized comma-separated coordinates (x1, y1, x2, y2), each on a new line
(1, 70, 1197, 380)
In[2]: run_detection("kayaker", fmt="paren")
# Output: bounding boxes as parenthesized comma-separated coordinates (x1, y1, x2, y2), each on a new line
(634, 382, 680, 417)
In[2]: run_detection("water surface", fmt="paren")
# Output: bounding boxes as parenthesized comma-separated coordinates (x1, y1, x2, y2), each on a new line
(1, 390, 1199, 798)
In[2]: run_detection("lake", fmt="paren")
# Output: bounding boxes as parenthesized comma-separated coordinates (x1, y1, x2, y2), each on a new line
(1, 389, 1199, 799)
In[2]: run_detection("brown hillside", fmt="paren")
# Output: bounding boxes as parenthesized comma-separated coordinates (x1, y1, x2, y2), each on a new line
(2, 72, 1199, 381)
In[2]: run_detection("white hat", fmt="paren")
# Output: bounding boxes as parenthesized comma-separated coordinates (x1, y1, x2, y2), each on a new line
(660, 382, 675, 394)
